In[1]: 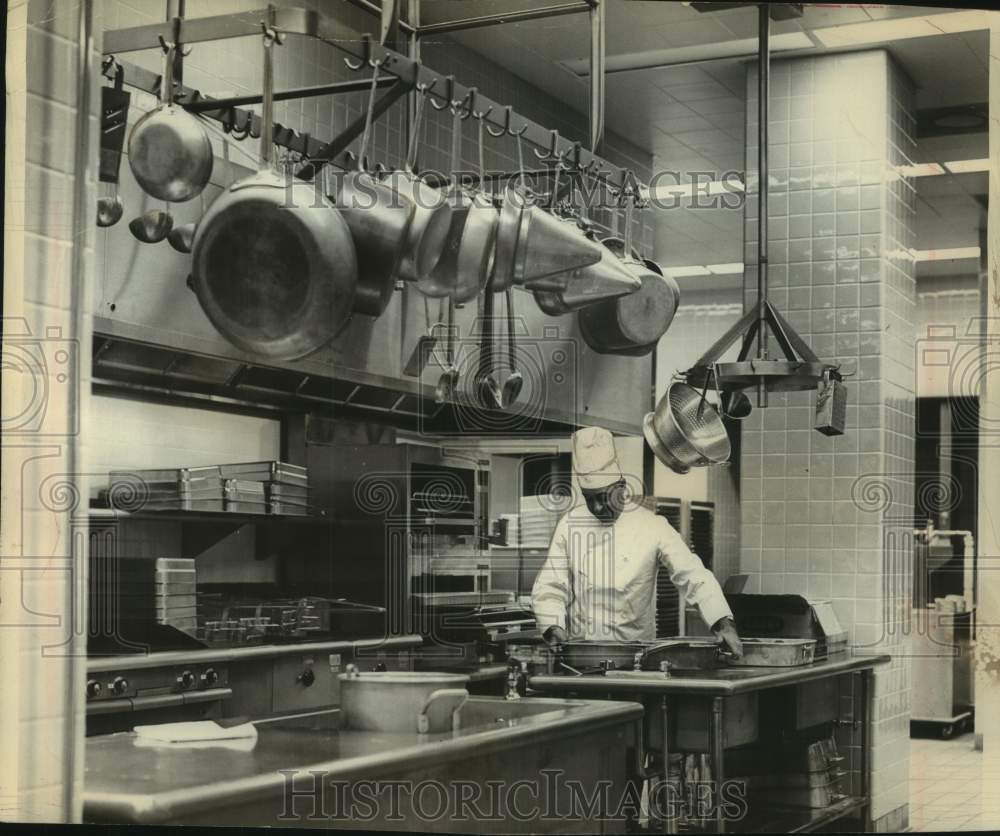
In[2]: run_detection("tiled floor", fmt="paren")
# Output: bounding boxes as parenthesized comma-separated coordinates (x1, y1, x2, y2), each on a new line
(908, 733, 1000, 832)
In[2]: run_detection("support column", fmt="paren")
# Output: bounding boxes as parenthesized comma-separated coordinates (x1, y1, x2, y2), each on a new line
(975, 13, 1000, 768)
(740, 50, 917, 829)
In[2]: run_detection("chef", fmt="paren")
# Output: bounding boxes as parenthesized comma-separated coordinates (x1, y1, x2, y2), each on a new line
(531, 427, 742, 656)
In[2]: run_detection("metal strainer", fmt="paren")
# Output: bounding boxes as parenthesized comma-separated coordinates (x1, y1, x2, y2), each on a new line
(643, 380, 731, 474)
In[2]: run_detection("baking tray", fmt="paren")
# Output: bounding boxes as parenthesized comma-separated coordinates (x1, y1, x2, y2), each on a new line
(224, 500, 270, 514)
(138, 499, 226, 512)
(224, 479, 266, 497)
(266, 483, 309, 501)
(110, 466, 222, 483)
(727, 637, 817, 667)
(218, 461, 308, 486)
(268, 500, 313, 516)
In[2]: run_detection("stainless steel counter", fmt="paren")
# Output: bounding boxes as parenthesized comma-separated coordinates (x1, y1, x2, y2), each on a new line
(83, 697, 643, 829)
(527, 653, 890, 834)
(527, 652, 890, 697)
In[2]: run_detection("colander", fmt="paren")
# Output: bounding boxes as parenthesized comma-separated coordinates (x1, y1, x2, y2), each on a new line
(643, 381, 731, 474)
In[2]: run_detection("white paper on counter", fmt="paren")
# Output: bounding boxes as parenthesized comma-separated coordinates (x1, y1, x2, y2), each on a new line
(133, 720, 259, 744)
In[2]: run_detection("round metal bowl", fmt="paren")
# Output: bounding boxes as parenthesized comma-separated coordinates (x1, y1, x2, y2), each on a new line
(560, 640, 645, 671)
(643, 381, 731, 474)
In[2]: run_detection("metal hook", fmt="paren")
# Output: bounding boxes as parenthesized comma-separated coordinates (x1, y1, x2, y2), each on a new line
(485, 105, 527, 139)
(456, 87, 476, 120)
(533, 129, 561, 163)
(259, 15, 284, 47)
(428, 75, 454, 111)
(472, 102, 493, 122)
(157, 34, 191, 57)
(227, 110, 253, 141)
(344, 33, 372, 71)
(485, 105, 512, 138)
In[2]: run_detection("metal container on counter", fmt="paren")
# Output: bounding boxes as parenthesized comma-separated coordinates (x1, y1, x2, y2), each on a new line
(338, 668, 470, 734)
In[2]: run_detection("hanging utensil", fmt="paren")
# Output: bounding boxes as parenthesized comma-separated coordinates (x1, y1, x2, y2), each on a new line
(129, 201, 173, 243)
(474, 288, 502, 409)
(425, 96, 498, 302)
(421, 101, 471, 298)
(97, 185, 124, 227)
(190, 12, 357, 360)
(98, 60, 129, 227)
(403, 294, 446, 378)
(532, 245, 641, 314)
(335, 59, 414, 317)
(390, 84, 452, 283)
(489, 131, 529, 292)
(167, 190, 205, 254)
(434, 296, 459, 404)
(501, 288, 523, 407)
(643, 380, 731, 474)
(577, 194, 680, 354)
(128, 36, 213, 202)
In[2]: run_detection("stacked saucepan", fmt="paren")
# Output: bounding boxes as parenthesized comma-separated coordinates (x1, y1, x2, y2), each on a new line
(117, 27, 675, 365)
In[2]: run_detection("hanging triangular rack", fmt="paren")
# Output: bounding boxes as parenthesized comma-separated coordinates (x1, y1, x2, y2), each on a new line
(682, 3, 840, 410)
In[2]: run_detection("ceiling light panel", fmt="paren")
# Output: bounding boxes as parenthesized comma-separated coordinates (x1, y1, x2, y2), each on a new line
(943, 158, 989, 174)
(913, 247, 981, 262)
(812, 9, 987, 49)
(562, 32, 813, 75)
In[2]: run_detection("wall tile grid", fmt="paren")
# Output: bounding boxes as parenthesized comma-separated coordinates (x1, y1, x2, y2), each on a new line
(4, 0, 105, 821)
(741, 51, 916, 825)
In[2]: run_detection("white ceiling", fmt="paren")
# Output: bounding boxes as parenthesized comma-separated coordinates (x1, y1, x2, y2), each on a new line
(417, 0, 989, 273)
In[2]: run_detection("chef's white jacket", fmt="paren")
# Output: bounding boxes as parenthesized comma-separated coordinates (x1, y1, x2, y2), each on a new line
(531, 502, 732, 642)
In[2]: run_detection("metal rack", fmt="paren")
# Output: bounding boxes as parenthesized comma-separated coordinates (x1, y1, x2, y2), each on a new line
(682, 4, 839, 412)
(100, 2, 628, 191)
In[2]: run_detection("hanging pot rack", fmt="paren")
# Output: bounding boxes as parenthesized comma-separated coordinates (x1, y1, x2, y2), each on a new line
(682, 3, 841, 413)
(100, 3, 627, 193)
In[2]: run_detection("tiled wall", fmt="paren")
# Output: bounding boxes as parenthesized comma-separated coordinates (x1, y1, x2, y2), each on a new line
(3, 0, 104, 821)
(741, 51, 917, 825)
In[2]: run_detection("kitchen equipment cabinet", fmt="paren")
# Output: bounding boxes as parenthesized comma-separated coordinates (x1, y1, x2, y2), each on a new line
(910, 607, 974, 736)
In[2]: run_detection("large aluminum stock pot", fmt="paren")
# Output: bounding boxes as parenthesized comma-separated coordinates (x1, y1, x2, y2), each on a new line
(338, 669, 470, 734)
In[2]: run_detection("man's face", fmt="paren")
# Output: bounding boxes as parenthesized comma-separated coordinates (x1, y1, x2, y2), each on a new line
(582, 479, 628, 525)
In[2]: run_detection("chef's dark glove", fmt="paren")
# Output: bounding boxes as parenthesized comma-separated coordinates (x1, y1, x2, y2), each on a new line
(712, 617, 743, 658)
(543, 625, 568, 648)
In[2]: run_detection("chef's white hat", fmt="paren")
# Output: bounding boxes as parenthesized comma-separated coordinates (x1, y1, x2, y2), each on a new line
(572, 427, 623, 490)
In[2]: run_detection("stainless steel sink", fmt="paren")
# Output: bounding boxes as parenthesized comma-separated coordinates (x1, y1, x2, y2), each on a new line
(257, 697, 589, 734)
(457, 697, 578, 729)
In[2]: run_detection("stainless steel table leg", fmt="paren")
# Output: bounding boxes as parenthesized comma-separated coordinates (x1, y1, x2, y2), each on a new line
(860, 669, 873, 832)
(661, 696, 676, 835)
(711, 696, 726, 834)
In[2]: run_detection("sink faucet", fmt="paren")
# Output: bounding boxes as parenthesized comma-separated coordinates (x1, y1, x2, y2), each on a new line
(505, 660, 522, 701)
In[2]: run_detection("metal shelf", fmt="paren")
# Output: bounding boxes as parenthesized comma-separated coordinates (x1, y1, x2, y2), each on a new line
(89, 508, 326, 524)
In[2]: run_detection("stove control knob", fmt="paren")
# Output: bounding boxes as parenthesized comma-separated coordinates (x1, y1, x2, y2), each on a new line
(297, 668, 315, 687)
(86, 680, 102, 699)
(176, 670, 195, 690)
(200, 668, 219, 687)
(110, 676, 129, 697)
